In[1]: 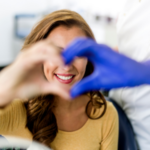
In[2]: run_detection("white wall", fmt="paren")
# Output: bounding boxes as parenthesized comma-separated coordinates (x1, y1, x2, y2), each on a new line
(0, 0, 126, 66)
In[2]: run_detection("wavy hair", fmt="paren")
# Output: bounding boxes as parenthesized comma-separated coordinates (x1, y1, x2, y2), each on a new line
(23, 9, 107, 147)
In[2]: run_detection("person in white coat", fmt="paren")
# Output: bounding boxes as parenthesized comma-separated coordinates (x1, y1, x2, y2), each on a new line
(109, 0, 150, 149)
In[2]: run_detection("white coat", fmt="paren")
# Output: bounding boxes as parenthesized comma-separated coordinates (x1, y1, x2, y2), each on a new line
(109, 0, 150, 149)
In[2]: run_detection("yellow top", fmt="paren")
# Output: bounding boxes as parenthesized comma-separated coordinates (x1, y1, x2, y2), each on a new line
(0, 100, 118, 150)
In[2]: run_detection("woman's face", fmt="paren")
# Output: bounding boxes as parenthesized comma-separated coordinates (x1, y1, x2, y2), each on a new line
(44, 25, 88, 88)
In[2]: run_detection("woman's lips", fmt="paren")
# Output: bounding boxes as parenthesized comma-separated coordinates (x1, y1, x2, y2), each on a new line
(54, 74, 75, 84)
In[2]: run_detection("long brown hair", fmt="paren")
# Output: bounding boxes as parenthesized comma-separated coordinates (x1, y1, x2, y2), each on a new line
(23, 9, 107, 147)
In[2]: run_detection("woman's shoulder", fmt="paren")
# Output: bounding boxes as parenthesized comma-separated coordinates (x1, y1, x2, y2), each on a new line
(90, 101, 119, 140)
(0, 99, 27, 132)
(91, 100, 118, 121)
(104, 101, 118, 118)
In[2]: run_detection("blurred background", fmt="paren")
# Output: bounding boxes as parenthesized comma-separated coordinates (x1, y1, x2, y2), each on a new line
(0, 0, 126, 68)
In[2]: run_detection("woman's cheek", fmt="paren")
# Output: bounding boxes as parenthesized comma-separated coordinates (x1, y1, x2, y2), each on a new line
(43, 62, 57, 81)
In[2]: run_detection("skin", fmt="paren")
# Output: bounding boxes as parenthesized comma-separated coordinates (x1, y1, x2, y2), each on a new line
(44, 25, 90, 132)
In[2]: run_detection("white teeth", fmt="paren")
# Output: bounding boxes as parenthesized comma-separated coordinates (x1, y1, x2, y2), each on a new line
(56, 75, 73, 80)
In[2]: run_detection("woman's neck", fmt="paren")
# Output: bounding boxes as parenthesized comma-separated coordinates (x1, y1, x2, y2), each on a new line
(52, 94, 90, 132)
(53, 95, 90, 115)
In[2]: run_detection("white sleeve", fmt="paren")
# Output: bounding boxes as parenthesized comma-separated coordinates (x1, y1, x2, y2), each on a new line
(117, 0, 150, 61)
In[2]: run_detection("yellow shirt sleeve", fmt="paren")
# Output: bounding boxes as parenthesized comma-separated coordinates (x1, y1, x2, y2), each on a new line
(100, 102, 119, 150)
(0, 100, 32, 140)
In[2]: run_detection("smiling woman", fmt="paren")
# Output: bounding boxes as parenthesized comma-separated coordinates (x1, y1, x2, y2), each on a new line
(0, 10, 118, 150)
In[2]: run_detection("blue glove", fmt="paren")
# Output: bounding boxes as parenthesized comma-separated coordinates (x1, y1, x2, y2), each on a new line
(62, 38, 150, 98)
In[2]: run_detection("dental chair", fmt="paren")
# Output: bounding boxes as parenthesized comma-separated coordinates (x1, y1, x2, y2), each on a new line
(105, 97, 138, 150)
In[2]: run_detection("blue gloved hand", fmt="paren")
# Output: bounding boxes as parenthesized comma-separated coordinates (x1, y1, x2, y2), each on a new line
(62, 38, 150, 98)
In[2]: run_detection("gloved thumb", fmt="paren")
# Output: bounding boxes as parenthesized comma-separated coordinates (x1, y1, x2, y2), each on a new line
(70, 74, 99, 98)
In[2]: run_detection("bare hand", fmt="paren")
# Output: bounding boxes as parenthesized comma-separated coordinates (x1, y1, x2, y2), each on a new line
(0, 40, 70, 107)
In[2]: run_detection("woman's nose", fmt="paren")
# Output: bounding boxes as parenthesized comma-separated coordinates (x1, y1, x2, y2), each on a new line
(61, 65, 73, 71)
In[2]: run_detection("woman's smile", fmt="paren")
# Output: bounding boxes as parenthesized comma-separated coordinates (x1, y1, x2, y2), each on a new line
(54, 73, 75, 84)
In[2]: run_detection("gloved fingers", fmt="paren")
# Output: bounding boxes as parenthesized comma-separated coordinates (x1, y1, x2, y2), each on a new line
(62, 38, 98, 64)
(142, 60, 150, 66)
(70, 74, 100, 98)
